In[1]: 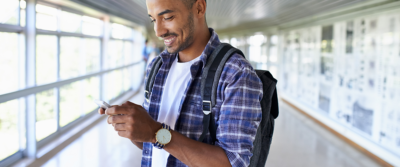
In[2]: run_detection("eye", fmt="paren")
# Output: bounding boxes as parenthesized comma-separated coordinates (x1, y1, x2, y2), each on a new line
(150, 19, 156, 23)
(164, 16, 174, 21)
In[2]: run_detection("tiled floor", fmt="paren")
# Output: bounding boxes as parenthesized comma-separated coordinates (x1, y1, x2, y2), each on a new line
(40, 92, 382, 167)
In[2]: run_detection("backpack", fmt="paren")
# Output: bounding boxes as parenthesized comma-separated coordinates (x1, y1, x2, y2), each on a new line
(145, 43, 279, 167)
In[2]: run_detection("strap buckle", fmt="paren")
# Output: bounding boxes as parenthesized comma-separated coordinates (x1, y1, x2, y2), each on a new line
(202, 100, 211, 115)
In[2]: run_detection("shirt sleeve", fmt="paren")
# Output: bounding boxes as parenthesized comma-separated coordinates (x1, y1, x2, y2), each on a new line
(214, 55, 263, 167)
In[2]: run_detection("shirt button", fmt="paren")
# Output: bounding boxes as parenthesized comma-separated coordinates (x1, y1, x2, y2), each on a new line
(145, 150, 148, 154)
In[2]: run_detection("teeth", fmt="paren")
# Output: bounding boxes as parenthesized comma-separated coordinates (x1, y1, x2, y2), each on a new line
(165, 37, 174, 43)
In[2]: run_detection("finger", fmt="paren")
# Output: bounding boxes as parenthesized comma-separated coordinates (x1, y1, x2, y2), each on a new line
(105, 106, 131, 116)
(120, 101, 136, 107)
(107, 115, 130, 124)
(98, 108, 105, 115)
(114, 123, 126, 131)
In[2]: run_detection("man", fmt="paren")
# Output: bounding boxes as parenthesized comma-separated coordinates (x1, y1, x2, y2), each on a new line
(98, 0, 263, 166)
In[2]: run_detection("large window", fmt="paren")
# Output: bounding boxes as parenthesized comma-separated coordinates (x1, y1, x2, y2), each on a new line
(0, 1, 145, 165)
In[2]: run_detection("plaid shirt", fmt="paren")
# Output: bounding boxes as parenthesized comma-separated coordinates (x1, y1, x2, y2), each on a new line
(142, 28, 263, 167)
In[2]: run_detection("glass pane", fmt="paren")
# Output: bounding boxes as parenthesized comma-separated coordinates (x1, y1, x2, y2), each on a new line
(124, 41, 133, 65)
(60, 81, 82, 127)
(83, 77, 99, 114)
(0, 99, 20, 161)
(36, 35, 57, 85)
(269, 46, 278, 63)
(107, 40, 124, 69)
(115, 70, 123, 98)
(111, 23, 132, 39)
(20, 0, 25, 27)
(60, 11, 81, 33)
(36, 89, 56, 141)
(0, 32, 20, 95)
(0, 0, 19, 25)
(82, 16, 103, 36)
(123, 68, 132, 92)
(36, 4, 58, 31)
(84, 38, 100, 74)
(60, 37, 81, 79)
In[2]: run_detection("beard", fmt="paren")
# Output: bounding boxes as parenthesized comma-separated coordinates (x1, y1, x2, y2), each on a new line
(166, 12, 195, 54)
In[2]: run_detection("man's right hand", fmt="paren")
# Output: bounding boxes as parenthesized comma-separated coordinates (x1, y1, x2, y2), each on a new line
(97, 106, 144, 150)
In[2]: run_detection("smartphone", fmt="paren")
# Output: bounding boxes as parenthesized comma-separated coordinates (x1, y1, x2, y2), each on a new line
(94, 99, 111, 110)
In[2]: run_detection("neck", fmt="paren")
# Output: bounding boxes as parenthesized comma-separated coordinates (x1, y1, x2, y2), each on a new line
(178, 27, 211, 62)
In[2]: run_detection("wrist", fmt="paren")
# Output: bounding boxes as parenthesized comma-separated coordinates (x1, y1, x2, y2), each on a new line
(151, 122, 162, 143)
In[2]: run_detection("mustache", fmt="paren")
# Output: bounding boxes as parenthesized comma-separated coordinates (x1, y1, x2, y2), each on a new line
(160, 32, 178, 38)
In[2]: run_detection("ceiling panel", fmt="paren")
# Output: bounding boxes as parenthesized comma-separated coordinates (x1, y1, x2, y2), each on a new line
(72, 0, 368, 32)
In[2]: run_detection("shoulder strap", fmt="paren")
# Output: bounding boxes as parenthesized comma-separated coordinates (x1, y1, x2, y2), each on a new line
(145, 56, 163, 103)
(198, 43, 244, 143)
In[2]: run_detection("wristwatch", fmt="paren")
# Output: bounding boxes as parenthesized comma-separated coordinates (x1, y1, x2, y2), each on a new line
(153, 123, 172, 149)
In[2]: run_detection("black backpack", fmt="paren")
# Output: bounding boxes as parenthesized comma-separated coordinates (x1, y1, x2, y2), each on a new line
(145, 43, 279, 167)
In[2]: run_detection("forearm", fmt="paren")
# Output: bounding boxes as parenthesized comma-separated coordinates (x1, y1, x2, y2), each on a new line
(131, 140, 143, 150)
(163, 130, 231, 167)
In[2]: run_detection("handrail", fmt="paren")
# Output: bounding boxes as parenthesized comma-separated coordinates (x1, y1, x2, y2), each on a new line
(0, 61, 143, 104)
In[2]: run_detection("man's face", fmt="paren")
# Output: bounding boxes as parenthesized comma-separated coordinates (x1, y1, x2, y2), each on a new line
(147, 0, 195, 54)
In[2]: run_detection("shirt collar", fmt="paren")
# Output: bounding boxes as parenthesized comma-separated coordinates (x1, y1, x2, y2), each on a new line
(159, 28, 221, 69)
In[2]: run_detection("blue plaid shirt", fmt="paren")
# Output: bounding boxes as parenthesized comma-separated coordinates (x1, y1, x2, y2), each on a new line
(142, 28, 263, 167)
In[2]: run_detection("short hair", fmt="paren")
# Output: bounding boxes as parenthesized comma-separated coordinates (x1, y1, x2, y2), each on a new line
(182, 0, 206, 9)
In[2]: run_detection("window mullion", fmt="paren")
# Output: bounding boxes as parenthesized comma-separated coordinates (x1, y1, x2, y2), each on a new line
(25, 0, 37, 159)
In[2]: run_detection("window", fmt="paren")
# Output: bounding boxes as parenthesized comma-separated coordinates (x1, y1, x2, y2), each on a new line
(60, 11, 82, 33)
(82, 16, 103, 36)
(0, 99, 24, 161)
(60, 37, 82, 79)
(36, 4, 58, 31)
(0, 2, 146, 164)
(36, 35, 57, 85)
(0, 32, 22, 95)
(36, 89, 57, 141)
(0, 0, 20, 25)
(111, 23, 132, 39)
(59, 81, 82, 127)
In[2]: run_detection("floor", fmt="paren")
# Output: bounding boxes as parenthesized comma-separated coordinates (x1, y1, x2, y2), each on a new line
(40, 91, 382, 167)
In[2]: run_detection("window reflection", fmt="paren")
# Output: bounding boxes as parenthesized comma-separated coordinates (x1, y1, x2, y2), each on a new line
(0, 0, 19, 25)
(0, 99, 21, 161)
(36, 35, 57, 85)
(0, 32, 20, 95)
(36, 89, 56, 141)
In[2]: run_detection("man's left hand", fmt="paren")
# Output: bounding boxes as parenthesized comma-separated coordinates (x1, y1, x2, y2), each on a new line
(105, 101, 161, 143)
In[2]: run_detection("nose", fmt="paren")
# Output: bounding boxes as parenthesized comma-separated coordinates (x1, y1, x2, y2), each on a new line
(154, 21, 167, 38)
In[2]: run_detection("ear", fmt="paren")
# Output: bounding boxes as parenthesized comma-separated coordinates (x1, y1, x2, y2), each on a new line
(194, 0, 206, 18)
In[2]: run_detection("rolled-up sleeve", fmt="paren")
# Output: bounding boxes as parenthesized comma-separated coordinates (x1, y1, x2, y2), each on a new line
(214, 55, 263, 167)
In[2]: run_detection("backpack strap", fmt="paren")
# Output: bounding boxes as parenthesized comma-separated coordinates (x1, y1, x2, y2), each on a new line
(198, 43, 244, 143)
(145, 56, 163, 103)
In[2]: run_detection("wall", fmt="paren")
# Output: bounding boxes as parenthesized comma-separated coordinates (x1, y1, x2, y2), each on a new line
(278, 7, 400, 166)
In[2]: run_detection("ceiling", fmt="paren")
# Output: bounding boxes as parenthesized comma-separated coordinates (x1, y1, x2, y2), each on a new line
(72, 0, 367, 33)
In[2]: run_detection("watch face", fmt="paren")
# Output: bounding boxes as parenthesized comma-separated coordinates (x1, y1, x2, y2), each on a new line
(156, 129, 171, 145)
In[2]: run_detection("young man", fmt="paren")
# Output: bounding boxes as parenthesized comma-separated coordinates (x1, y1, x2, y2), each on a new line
(98, 0, 263, 166)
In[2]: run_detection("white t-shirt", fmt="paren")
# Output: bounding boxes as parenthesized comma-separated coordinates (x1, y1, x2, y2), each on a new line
(152, 55, 201, 167)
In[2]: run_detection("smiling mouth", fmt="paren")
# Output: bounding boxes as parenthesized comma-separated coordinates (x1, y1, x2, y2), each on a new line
(163, 36, 176, 46)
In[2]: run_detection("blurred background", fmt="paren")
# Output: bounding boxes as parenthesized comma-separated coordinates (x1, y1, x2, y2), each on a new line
(0, 0, 399, 166)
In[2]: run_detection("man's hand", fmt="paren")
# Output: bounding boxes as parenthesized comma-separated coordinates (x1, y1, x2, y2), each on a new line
(101, 101, 161, 143)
